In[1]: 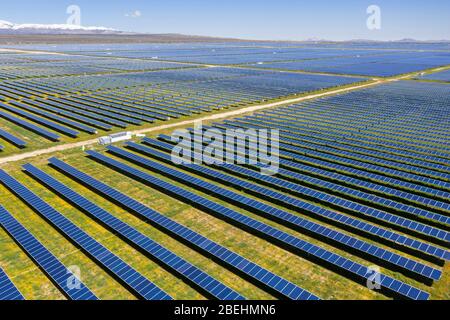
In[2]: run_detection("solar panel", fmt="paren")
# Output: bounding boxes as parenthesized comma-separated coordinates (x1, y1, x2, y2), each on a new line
(0, 169, 171, 300)
(0, 205, 97, 300)
(23, 163, 245, 300)
(114, 142, 444, 282)
(0, 129, 26, 148)
(0, 267, 24, 300)
(252, 112, 449, 173)
(75, 96, 162, 121)
(53, 98, 142, 126)
(83, 150, 430, 300)
(245, 116, 449, 180)
(24, 99, 113, 131)
(0, 102, 79, 138)
(225, 118, 450, 190)
(216, 121, 450, 200)
(154, 132, 450, 219)
(157, 133, 450, 245)
(163, 127, 450, 218)
(48, 157, 319, 300)
(9, 101, 98, 134)
(0, 110, 60, 141)
(43, 98, 129, 128)
(137, 139, 450, 263)
(60, 97, 153, 124)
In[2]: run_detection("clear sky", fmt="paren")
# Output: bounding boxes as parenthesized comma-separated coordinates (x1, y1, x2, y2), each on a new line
(1, 0, 449, 41)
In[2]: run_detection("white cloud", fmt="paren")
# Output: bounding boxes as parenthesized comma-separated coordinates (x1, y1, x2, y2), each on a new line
(125, 10, 142, 18)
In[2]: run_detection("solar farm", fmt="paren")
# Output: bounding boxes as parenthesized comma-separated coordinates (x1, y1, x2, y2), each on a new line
(0, 42, 449, 301)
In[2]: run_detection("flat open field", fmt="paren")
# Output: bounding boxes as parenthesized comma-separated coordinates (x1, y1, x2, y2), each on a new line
(0, 42, 449, 301)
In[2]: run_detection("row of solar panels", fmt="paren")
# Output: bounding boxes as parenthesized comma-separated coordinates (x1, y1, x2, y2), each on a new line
(225, 118, 450, 191)
(0, 267, 23, 300)
(0, 71, 277, 150)
(269, 82, 450, 158)
(113, 140, 449, 278)
(177, 125, 450, 248)
(256, 106, 450, 162)
(1, 151, 436, 300)
(0, 162, 318, 300)
(80, 147, 432, 300)
(254, 110, 449, 173)
(271, 101, 449, 147)
(143, 137, 450, 263)
(212, 122, 450, 216)
(215, 122, 450, 205)
(263, 111, 450, 160)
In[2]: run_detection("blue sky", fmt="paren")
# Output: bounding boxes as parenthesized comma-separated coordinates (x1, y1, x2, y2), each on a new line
(1, 0, 449, 40)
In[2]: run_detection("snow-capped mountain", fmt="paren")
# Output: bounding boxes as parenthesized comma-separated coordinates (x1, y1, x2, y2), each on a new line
(0, 20, 123, 34)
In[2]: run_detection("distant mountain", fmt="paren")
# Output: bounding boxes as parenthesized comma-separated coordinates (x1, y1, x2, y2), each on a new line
(0, 20, 126, 35)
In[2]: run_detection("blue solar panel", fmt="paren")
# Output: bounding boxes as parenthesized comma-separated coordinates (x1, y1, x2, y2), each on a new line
(138, 138, 450, 263)
(44, 97, 129, 128)
(0, 205, 97, 300)
(60, 97, 154, 124)
(0, 109, 60, 141)
(53, 98, 142, 126)
(24, 99, 113, 131)
(239, 115, 449, 178)
(113, 142, 444, 282)
(0, 129, 26, 148)
(23, 163, 245, 300)
(0, 267, 24, 300)
(48, 157, 319, 300)
(0, 102, 79, 138)
(259, 108, 450, 167)
(256, 109, 450, 172)
(0, 169, 171, 300)
(83, 150, 430, 300)
(75, 96, 163, 121)
(159, 131, 450, 226)
(9, 101, 98, 135)
(225, 118, 450, 190)
(157, 133, 450, 245)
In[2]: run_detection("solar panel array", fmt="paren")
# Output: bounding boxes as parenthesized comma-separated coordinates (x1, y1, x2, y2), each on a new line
(83, 149, 430, 300)
(135, 138, 450, 263)
(111, 142, 445, 282)
(22, 163, 245, 300)
(0, 204, 97, 300)
(1, 43, 449, 300)
(417, 69, 450, 82)
(47, 157, 319, 300)
(0, 170, 172, 300)
(0, 55, 364, 154)
(0, 267, 24, 300)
